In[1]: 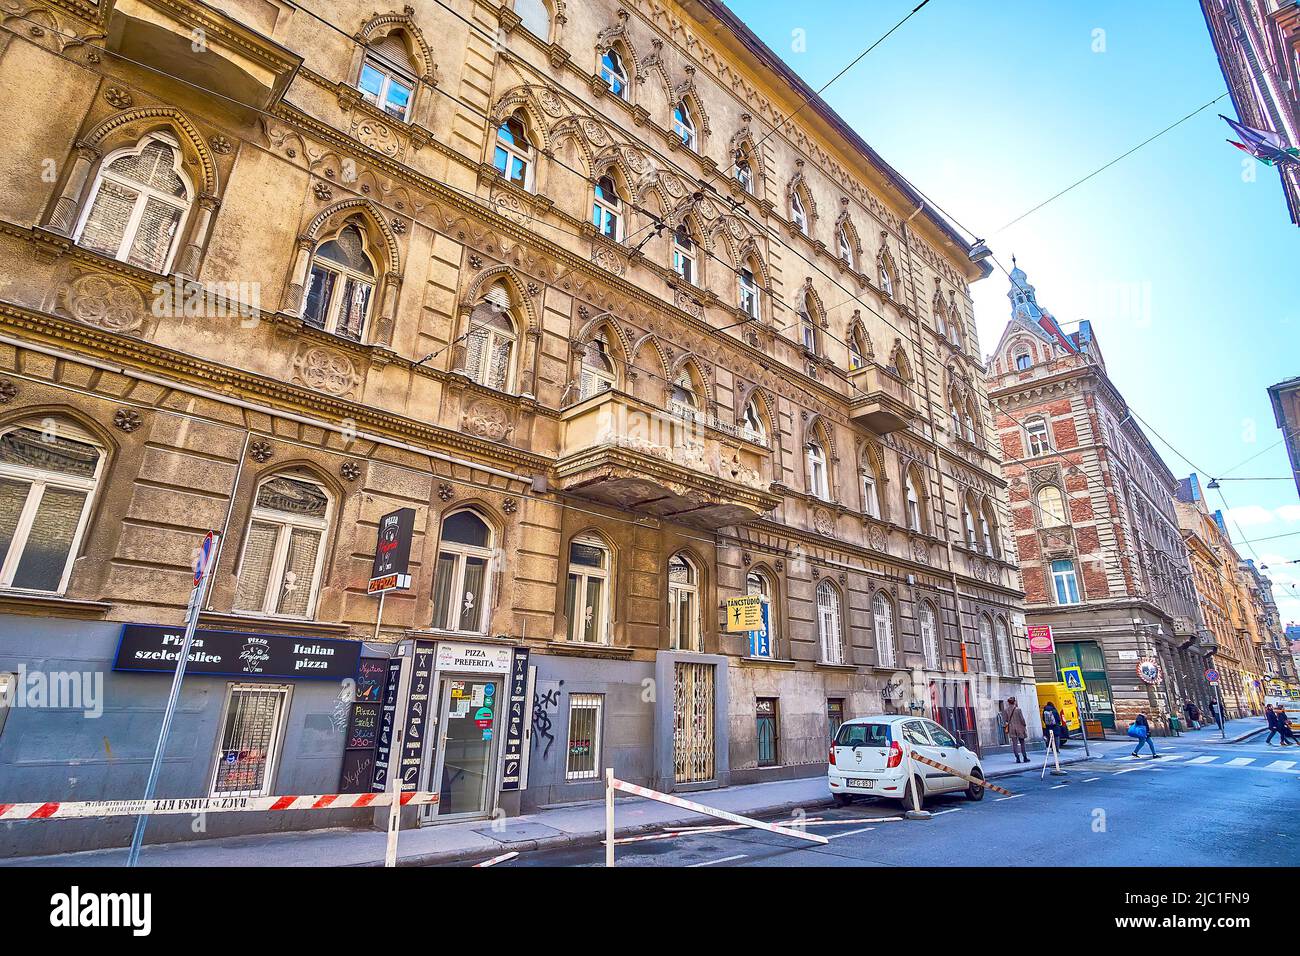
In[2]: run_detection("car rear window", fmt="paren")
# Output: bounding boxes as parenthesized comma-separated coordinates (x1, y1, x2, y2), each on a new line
(835, 723, 890, 747)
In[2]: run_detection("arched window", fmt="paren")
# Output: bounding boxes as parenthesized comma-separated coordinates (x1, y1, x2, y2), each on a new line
(432, 509, 495, 633)
(837, 226, 855, 269)
(962, 493, 978, 549)
(800, 312, 817, 354)
(978, 614, 998, 674)
(566, 534, 610, 644)
(735, 149, 755, 193)
(935, 307, 947, 337)
(981, 503, 998, 557)
(578, 336, 617, 400)
(873, 592, 896, 668)
(806, 438, 829, 501)
(1037, 485, 1067, 526)
(878, 259, 894, 297)
(233, 473, 330, 618)
(669, 372, 698, 419)
(591, 174, 623, 241)
(302, 223, 376, 342)
(74, 134, 192, 274)
(600, 47, 629, 99)
(741, 396, 767, 445)
(492, 112, 534, 190)
(746, 568, 776, 658)
(673, 100, 696, 150)
(790, 189, 808, 235)
(919, 601, 939, 670)
(668, 552, 700, 651)
(963, 399, 977, 444)
(848, 325, 869, 371)
(950, 391, 963, 440)
(861, 469, 880, 519)
(464, 286, 518, 392)
(816, 580, 844, 664)
(1026, 417, 1051, 456)
(358, 31, 417, 120)
(0, 420, 102, 593)
(738, 263, 760, 318)
(995, 616, 1013, 676)
(671, 226, 696, 284)
(515, 0, 551, 39)
(950, 318, 964, 351)
(905, 469, 924, 533)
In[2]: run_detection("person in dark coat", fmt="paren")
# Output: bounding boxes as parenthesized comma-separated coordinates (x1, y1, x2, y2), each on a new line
(1275, 707, 1299, 746)
(1005, 697, 1028, 763)
(1183, 700, 1200, 730)
(1265, 705, 1287, 745)
(1129, 712, 1157, 758)
(1042, 701, 1066, 749)
(1208, 698, 1224, 731)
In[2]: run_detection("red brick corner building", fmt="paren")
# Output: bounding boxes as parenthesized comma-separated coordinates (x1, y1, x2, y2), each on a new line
(985, 262, 1213, 734)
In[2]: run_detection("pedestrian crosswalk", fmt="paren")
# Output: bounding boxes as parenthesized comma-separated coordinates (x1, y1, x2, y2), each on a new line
(1103, 751, 1298, 774)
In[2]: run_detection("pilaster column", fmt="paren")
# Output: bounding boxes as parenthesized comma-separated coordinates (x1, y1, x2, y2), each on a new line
(280, 236, 314, 314)
(47, 143, 100, 235)
(174, 193, 219, 278)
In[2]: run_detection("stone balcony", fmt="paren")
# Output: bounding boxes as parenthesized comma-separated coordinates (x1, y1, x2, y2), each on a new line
(555, 390, 780, 529)
(848, 363, 914, 434)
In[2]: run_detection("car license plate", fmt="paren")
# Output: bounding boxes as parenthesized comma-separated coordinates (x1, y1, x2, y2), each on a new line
(847, 778, 874, 789)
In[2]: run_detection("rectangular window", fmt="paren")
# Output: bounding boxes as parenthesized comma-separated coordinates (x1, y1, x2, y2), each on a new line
(756, 697, 779, 767)
(827, 698, 845, 742)
(565, 693, 603, 781)
(862, 476, 880, 519)
(358, 59, 413, 121)
(1051, 559, 1081, 605)
(210, 684, 291, 797)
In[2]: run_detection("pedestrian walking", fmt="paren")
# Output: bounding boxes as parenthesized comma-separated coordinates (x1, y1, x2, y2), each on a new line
(1183, 700, 1201, 730)
(1264, 705, 1286, 746)
(1005, 696, 1028, 763)
(1277, 708, 1300, 746)
(1208, 698, 1224, 731)
(1128, 712, 1157, 758)
(1042, 701, 1066, 750)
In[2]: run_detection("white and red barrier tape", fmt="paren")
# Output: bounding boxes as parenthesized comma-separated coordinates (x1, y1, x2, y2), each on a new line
(610, 777, 828, 845)
(908, 753, 1012, 796)
(0, 790, 437, 821)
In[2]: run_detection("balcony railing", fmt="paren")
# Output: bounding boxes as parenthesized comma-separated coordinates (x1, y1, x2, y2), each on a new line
(848, 363, 914, 434)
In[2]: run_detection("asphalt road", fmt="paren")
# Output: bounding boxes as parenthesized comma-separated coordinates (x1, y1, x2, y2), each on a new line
(498, 734, 1299, 867)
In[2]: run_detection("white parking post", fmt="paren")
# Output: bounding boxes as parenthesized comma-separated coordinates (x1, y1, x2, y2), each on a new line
(605, 768, 615, 867)
(903, 745, 931, 821)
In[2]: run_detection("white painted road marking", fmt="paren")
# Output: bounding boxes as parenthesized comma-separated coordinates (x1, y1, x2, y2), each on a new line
(1187, 755, 1217, 764)
(1225, 757, 1255, 767)
(1084, 777, 1100, 782)
(688, 854, 747, 867)
(1051, 784, 1068, 789)
(1267, 760, 1297, 771)
(994, 794, 1023, 802)
(828, 827, 876, 840)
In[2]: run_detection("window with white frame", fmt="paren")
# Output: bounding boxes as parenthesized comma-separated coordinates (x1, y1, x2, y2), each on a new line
(816, 581, 844, 664)
(669, 374, 698, 419)
(791, 190, 808, 235)
(0, 422, 102, 594)
(800, 314, 817, 353)
(806, 439, 829, 500)
(302, 224, 376, 342)
(233, 475, 330, 618)
(464, 296, 517, 392)
(963, 496, 978, 549)
(963, 401, 977, 443)
(873, 592, 896, 668)
(1051, 559, 1081, 605)
(741, 397, 767, 445)
(1015, 351, 1032, 371)
(672, 227, 696, 284)
(668, 552, 700, 651)
(738, 266, 760, 318)
(578, 337, 616, 400)
(879, 261, 894, 296)
(862, 472, 880, 519)
(591, 175, 622, 241)
(995, 616, 1013, 676)
(514, 0, 551, 39)
(74, 134, 192, 274)
(837, 226, 854, 268)
(935, 309, 947, 337)
(981, 506, 996, 556)
(978, 614, 998, 674)
(735, 156, 754, 193)
(432, 509, 495, 633)
(746, 569, 776, 658)
(565, 693, 603, 780)
(357, 33, 416, 120)
(905, 471, 923, 532)
(848, 326, 869, 370)
(1026, 417, 1050, 456)
(919, 601, 939, 669)
(673, 100, 696, 150)
(566, 535, 610, 644)
(492, 113, 533, 190)
(210, 683, 291, 797)
(1037, 485, 1067, 526)
(600, 47, 629, 98)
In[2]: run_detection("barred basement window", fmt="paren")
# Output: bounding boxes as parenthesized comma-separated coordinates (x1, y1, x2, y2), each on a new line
(756, 697, 779, 767)
(233, 474, 330, 619)
(565, 693, 603, 780)
(210, 684, 291, 797)
(0, 422, 102, 594)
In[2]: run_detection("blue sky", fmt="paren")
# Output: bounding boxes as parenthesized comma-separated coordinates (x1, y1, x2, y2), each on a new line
(731, 0, 1300, 623)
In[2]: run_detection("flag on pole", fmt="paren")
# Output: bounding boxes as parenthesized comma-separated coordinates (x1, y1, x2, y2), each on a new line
(1220, 115, 1300, 166)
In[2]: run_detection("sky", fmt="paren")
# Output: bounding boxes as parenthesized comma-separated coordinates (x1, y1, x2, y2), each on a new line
(730, 0, 1300, 625)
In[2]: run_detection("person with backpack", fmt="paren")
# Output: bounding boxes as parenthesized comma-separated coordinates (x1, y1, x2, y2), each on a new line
(1042, 701, 1066, 750)
(1128, 712, 1157, 758)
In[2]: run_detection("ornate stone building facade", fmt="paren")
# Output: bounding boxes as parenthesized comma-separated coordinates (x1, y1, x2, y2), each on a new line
(0, 0, 1024, 854)
(988, 264, 1211, 734)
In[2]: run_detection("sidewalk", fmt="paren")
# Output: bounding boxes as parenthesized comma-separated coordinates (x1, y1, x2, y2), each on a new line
(1177, 715, 1266, 743)
(3, 738, 1131, 869)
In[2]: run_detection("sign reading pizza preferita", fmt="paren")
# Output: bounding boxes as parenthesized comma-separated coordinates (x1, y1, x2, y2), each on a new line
(368, 507, 415, 594)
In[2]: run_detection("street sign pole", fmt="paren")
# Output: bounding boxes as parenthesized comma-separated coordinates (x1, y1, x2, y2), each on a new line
(127, 531, 218, 867)
(1074, 691, 1091, 757)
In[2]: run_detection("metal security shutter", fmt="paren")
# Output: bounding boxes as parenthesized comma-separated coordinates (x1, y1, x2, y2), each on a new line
(673, 662, 714, 784)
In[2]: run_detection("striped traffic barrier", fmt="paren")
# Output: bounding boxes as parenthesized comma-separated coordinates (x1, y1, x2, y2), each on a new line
(0, 790, 437, 822)
(908, 752, 1013, 796)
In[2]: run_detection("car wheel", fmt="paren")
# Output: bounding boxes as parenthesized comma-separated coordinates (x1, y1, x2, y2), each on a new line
(965, 768, 985, 801)
(902, 776, 925, 811)
(833, 793, 852, 807)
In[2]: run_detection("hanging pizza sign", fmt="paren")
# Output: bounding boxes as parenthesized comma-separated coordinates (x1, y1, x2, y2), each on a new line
(1136, 659, 1162, 685)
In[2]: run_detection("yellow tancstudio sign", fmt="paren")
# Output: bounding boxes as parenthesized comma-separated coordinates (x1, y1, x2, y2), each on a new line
(723, 595, 764, 632)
